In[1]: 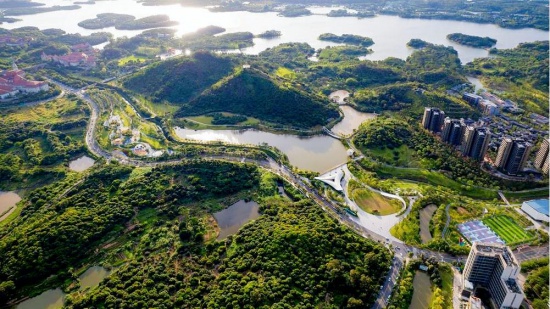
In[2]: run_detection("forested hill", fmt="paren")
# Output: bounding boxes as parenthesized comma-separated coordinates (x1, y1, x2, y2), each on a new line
(175, 68, 340, 129)
(122, 51, 235, 104)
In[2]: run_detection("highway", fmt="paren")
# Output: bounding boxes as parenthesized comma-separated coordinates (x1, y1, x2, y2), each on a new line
(52, 79, 548, 309)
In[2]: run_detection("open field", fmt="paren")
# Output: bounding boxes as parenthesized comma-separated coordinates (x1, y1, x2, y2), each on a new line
(375, 165, 497, 200)
(483, 215, 534, 244)
(350, 188, 401, 215)
(367, 145, 420, 167)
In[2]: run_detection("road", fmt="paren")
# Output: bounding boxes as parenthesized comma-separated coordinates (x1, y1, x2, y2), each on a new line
(52, 79, 547, 309)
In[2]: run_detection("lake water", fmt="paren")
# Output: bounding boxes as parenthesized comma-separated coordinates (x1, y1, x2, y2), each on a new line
(175, 127, 348, 173)
(409, 271, 432, 309)
(0, 191, 21, 222)
(331, 106, 375, 136)
(466, 76, 485, 93)
(79, 266, 110, 289)
(213, 200, 260, 240)
(15, 288, 64, 309)
(175, 106, 372, 172)
(68, 155, 95, 172)
(2, 0, 547, 64)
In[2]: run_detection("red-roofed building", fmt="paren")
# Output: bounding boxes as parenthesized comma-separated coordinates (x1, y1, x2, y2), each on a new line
(0, 64, 49, 99)
(41, 49, 97, 68)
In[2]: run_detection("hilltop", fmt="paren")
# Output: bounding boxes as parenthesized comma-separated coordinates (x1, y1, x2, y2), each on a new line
(122, 52, 234, 104)
(175, 68, 339, 129)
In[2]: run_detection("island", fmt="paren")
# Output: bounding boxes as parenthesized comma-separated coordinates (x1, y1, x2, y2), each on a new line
(2, 5, 80, 16)
(255, 30, 282, 39)
(115, 14, 178, 30)
(278, 5, 311, 17)
(447, 33, 497, 48)
(407, 38, 433, 49)
(318, 33, 374, 47)
(78, 13, 136, 30)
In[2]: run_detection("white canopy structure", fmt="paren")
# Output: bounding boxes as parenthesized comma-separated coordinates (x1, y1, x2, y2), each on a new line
(315, 169, 344, 191)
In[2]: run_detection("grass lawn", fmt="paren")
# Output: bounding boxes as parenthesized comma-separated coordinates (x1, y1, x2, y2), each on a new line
(368, 145, 419, 167)
(375, 165, 497, 200)
(118, 55, 148, 66)
(503, 188, 550, 203)
(187, 112, 260, 127)
(483, 215, 534, 244)
(275, 67, 297, 80)
(439, 264, 454, 309)
(350, 188, 401, 215)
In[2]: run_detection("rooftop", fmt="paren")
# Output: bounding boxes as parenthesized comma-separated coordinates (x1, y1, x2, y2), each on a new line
(524, 199, 549, 216)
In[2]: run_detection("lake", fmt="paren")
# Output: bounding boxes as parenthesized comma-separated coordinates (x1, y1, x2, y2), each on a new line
(15, 288, 64, 309)
(2, 0, 547, 64)
(175, 127, 348, 173)
(0, 191, 21, 222)
(68, 155, 95, 172)
(79, 266, 110, 289)
(175, 106, 372, 172)
(213, 200, 260, 240)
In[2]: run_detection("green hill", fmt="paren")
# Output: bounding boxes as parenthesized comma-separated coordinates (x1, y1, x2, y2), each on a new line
(176, 68, 339, 129)
(122, 52, 235, 104)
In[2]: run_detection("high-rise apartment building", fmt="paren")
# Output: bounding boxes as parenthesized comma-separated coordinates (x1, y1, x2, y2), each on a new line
(494, 138, 532, 175)
(461, 126, 491, 161)
(422, 107, 445, 133)
(534, 139, 549, 174)
(463, 243, 524, 309)
(441, 117, 466, 146)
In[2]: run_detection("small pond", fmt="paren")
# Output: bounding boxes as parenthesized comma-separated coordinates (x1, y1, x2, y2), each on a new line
(213, 200, 260, 240)
(15, 288, 65, 309)
(79, 266, 110, 289)
(409, 271, 432, 309)
(0, 191, 21, 222)
(419, 204, 438, 244)
(69, 156, 95, 172)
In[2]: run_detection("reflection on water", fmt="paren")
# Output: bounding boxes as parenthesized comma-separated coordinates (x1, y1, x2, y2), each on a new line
(15, 289, 65, 309)
(174, 127, 348, 173)
(331, 106, 375, 136)
(79, 266, 110, 289)
(213, 200, 260, 239)
(69, 156, 95, 172)
(2, 0, 547, 64)
(0, 191, 21, 222)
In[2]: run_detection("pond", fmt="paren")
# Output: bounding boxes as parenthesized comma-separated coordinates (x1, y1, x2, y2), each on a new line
(15, 288, 65, 309)
(329, 90, 350, 105)
(409, 271, 432, 309)
(0, 191, 21, 222)
(79, 266, 110, 289)
(466, 76, 485, 93)
(2, 0, 547, 64)
(419, 204, 438, 244)
(68, 156, 95, 172)
(213, 200, 260, 240)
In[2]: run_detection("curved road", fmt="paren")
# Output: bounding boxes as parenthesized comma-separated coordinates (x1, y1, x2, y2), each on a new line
(54, 80, 549, 309)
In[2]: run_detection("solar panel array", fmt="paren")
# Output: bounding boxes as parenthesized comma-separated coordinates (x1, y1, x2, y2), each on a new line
(458, 220, 505, 244)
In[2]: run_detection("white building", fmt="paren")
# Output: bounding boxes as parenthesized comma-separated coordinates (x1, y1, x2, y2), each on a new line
(463, 243, 524, 309)
(521, 199, 549, 222)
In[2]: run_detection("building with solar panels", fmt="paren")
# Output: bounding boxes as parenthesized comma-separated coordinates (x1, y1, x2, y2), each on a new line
(521, 199, 549, 222)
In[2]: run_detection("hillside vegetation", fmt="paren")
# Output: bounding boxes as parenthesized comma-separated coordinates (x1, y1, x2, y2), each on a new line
(122, 52, 234, 104)
(176, 68, 339, 129)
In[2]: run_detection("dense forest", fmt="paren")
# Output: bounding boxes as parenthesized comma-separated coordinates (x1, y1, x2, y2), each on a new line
(0, 159, 391, 308)
(69, 196, 391, 308)
(176, 68, 340, 129)
(446, 33, 497, 48)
